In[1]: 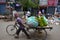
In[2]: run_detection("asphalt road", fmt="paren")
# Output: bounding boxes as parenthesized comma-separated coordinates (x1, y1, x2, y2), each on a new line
(0, 20, 60, 40)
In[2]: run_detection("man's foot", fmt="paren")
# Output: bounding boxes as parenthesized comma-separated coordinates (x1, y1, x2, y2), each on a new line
(27, 36, 31, 39)
(14, 34, 19, 39)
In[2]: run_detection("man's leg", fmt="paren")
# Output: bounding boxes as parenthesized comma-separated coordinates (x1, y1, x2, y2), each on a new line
(15, 27, 21, 38)
(22, 28, 31, 39)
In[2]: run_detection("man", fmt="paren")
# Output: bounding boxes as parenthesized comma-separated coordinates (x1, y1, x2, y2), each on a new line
(14, 13, 31, 39)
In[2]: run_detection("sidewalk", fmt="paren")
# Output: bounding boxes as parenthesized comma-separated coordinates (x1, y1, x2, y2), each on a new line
(0, 15, 5, 19)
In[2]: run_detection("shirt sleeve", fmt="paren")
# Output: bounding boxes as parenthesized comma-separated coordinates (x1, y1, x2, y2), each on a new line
(16, 17, 24, 23)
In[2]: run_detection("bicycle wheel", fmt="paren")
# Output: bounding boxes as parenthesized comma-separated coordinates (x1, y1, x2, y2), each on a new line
(6, 24, 17, 36)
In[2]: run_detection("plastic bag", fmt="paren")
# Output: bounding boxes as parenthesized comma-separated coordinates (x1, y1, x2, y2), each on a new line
(36, 15, 48, 27)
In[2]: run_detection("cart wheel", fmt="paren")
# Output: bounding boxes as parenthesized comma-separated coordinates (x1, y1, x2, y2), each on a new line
(6, 24, 17, 36)
(42, 30, 47, 40)
(37, 29, 47, 40)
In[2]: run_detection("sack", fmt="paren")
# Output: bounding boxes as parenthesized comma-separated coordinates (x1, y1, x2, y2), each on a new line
(26, 16, 38, 27)
(36, 16, 48, 27)
(42, 16, 48, 26)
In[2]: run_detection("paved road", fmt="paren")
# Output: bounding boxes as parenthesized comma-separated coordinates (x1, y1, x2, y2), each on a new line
(0, 20, 60, 40)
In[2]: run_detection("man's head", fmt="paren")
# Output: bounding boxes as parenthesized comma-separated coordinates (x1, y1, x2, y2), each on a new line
(14, 13, 19, 18)
(38, 11, 42, 16)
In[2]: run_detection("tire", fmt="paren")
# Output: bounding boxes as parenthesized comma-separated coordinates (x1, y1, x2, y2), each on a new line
(42, 30, 47, 40)
(6, 24, 17, 36)
(37, 29, 47, 40)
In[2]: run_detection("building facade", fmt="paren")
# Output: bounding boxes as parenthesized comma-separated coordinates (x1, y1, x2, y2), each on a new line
(39, 0, 58, 15)
(0, 0, 60, 15)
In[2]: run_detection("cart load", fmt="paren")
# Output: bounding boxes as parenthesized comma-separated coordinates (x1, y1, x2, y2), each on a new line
(36, 16, 48, 27)
(26, 16, 38, 27)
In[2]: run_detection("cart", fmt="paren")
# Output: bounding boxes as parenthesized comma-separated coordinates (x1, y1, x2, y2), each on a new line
(6, 22, 53, 40)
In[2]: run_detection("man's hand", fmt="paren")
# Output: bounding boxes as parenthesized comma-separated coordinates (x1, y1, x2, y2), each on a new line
(15, 21, 18, 25)
(23, 23, 29, 28)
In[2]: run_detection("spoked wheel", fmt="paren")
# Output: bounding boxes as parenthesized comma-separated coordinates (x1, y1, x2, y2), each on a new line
(41, 30, 47, 40)
(34, 29, 47, 40)
(6, 24, 17, 36)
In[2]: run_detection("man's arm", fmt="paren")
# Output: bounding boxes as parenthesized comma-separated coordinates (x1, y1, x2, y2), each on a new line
(14, 20, 18, 26)
(20, 18, 26, 24)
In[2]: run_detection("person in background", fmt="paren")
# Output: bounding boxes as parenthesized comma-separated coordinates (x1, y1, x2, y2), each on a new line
(14, 13, 31, 39)
(42, 9, 45, 14)
(37, 11, 42, 17)
(12, 10, 17, 20)
(25, 11, 31, 19)
(6, 2, 14, 21)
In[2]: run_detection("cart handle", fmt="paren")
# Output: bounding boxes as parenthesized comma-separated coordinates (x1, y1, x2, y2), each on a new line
(29, 27, 53, 30)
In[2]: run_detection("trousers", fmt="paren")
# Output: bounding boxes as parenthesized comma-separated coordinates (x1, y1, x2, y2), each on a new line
(16, 27, 30, 37)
